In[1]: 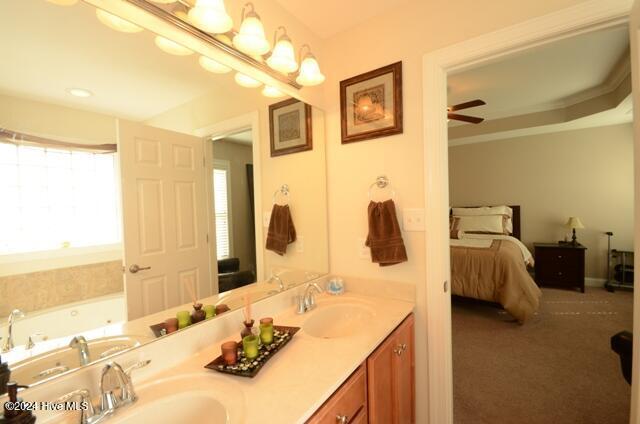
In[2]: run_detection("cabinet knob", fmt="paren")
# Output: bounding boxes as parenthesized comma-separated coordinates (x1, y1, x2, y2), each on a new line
(394, 343, 407, 356)
(336, 414, 348, 424)
(557, 255, 563, 259)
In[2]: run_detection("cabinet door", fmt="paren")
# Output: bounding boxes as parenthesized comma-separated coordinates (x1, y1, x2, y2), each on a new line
(393, 314, 415, 424)
(368, 314, 415, 424)
(307, 364, 367, 424)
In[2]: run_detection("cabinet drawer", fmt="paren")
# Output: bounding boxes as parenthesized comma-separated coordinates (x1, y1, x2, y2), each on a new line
(307, 364, 367, 424)
(535, 249, 582, 283)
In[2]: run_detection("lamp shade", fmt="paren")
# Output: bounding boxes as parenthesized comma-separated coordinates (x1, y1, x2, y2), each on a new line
(565, 217, 584, 229)
(296, 53, 325, 86)
(233, 10, 270, 56)
(199, 56, 231, 74)
(154, 36, 193, 56)
(266, 34, 298, 74)
(188, 0, 233, 34)
(262, 86, 286, 98)
(234, 73, 262, 88)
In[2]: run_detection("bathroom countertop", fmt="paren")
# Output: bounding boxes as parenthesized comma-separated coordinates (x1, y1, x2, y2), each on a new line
(138, 292, 414, 423)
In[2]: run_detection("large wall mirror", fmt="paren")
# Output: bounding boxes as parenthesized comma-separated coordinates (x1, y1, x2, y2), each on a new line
(0, 0, 328, 388)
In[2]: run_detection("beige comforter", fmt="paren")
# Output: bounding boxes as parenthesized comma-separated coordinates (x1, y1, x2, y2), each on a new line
(451, 239, 541, 322)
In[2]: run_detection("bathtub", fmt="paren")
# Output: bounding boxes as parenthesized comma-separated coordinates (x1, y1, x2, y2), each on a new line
(1, 293, 126, 353)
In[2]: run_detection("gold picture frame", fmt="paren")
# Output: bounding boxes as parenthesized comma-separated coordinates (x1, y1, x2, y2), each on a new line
(269, 98, 313, 157)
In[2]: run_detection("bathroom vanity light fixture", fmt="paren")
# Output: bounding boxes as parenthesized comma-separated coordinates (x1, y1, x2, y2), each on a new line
(154, 35, 194, 55)
(235, 72, 262, 88)
(296, 44, 325, 86)
(266, 27, 298, 74)
(188, 0, 233, 34)
(96, 9, 144, 33)
(66, 88, 93, 98)
(262, 86, 285, 98)
(233, 3, 270, 56)
(199, 55, 232, 74)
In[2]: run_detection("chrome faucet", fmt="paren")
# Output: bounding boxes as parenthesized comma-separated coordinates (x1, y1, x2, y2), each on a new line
(57, 360, 150, 424)
(2, 309, 25, 353)
(296, 282, 324, 314)
(268, 274, 285, 292)
(69, 335, 91, 366)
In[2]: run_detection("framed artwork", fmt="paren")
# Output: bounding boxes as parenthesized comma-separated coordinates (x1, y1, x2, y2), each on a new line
(269, 98, 313, 157)
(340, 61, 403, 144)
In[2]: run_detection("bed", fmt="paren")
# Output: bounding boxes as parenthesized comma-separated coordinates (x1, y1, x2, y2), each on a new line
(450, 205, 542, 323)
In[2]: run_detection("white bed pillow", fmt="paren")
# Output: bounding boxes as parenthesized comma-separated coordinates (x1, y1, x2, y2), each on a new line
(451, 206, 513, 234)
(453, 215, 506, 234)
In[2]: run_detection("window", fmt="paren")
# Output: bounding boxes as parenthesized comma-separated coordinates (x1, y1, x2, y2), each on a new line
(213, 160, 232, 259)
(0, 142, 121, 255)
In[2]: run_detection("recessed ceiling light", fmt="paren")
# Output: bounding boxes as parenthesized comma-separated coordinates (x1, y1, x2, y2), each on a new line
(67, 88, 93, 98)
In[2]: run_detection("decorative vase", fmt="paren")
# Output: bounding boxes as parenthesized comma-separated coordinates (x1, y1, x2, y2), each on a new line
(191, 303, 206, 323)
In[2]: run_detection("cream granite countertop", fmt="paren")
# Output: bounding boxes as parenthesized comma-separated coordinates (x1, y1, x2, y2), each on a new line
(124, 292, 413, 423)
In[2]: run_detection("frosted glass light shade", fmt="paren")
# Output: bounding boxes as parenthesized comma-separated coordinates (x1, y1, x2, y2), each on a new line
(46, 0, 78, 5)
(96, 9, 143, 33)
(262, 86, 286, 98)
(199, 56, 232, 74)
(154, 36, 193, 56)
(296, 54, 325, 86)
(565, 217, 585, 229)
(266, 36, 298, 74)
(233, 14, 270, 56)
(234, 73, 262, 88)
(188, 0, 233, 34)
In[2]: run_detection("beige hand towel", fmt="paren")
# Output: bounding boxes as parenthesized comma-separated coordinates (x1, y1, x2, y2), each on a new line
(365, 200, 408, 267)
(265, 204, 296, 256)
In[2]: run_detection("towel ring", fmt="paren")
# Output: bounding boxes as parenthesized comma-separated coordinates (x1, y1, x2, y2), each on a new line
(368, 175, 396, 200)
(273, 184, 290, 205)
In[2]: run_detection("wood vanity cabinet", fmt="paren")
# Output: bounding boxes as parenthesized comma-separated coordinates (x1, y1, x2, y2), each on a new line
(367, 314, 415, 424)
(307, 314, 414, 424)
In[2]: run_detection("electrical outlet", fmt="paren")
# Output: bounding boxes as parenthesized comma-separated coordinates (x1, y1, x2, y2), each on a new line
(263, 212, 271, 228)
(296, 236, 304, 253)
(357, 237, 369, 259)
(403, 208, 425, 231)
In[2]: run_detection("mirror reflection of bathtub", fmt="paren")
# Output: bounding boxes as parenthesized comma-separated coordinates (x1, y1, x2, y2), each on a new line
(0, 0, 328, 389)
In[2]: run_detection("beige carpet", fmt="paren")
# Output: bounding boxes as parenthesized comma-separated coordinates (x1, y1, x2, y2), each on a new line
(452, 287, 633, 424)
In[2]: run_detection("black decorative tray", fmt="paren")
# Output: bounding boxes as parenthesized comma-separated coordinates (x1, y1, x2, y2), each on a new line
(204, 326, 300, 378)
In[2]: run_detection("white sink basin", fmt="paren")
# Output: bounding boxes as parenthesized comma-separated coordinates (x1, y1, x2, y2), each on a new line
(110, 374, 245, 424)
(303, 303, 376, 339)
(10, 335, 152, 385)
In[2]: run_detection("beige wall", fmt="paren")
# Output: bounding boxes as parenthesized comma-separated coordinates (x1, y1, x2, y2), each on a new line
(213, 139, 256, 274)
(449, 123, 634, 279)
(319, 0, 590, 285)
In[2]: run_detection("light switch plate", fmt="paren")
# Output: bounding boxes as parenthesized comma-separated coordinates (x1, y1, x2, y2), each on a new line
(357, 237, 369, 259)
(263, 212, 271, 228)
(403, 208, 425, 231)
(296, 236, 304, 253)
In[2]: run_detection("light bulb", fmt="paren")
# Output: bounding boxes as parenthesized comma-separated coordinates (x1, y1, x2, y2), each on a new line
(96, 9, 143, 33)
(199, 56, 232, 74)
(188, 0, 233, 34)
(267, 33, 298, 74)
(262, 86, 286, 98)
(154, 36, 193, 56)
(296, 53, 325, 86)
(233, 7, 270, 56)
(45, 0, 78, 5)
(234, 73, 262, 88)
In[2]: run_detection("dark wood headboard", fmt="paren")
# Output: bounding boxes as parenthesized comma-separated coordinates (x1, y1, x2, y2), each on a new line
(450, 205, 521, 240)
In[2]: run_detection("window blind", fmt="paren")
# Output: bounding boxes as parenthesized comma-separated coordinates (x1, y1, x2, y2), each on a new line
(213, 166, 231, 260)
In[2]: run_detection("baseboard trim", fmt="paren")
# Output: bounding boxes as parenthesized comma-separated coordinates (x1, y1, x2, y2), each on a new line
(585, 277, 607, 287)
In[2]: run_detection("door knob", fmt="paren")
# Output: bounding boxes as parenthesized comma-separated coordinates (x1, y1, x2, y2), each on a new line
(336, 414, 348, 424)
(129, 264, 151, 274)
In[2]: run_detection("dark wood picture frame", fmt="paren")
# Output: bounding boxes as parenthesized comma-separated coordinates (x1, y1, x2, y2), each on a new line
(340, 61, 403, 144)
(269, 98, 313, 157)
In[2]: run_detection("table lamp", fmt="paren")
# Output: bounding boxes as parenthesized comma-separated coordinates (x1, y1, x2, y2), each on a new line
(565, 217, 584, 246)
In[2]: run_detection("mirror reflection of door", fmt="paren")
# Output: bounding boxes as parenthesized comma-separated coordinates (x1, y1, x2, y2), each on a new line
(211, 130, 257, 293)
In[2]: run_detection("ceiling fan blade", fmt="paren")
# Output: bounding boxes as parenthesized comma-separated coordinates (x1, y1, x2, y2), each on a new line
(449, 99, 486, 112)
(448, 113, 484, 124)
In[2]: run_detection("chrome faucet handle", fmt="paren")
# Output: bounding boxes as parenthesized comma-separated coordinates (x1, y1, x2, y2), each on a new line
(295, 295, 307, 315)
(100, 362, 128, 412)
(2, 309, 25, 353)
(268, 274, 285, 291)
(122, 359, 151, 402)
(125, 359, 151, 376)
(27, 332, 46, 350)
(56, 389, 97, 424)
(304, 282, 324, 311)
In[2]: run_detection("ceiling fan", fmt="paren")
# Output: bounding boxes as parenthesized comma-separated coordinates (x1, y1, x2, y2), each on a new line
(447, 99, 486, 124)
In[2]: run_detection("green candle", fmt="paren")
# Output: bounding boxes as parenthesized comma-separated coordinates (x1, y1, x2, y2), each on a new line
(259, 322, 273, 344)
(243, 335, 259, 359)
(176, 310, 191, 329)
(203, 305, 215, 319)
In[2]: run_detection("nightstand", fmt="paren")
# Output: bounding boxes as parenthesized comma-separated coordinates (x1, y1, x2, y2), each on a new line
(534, 242, 587, 292)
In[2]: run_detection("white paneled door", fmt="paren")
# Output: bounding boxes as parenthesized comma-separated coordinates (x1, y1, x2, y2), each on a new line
(119, 120, 212, 320)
